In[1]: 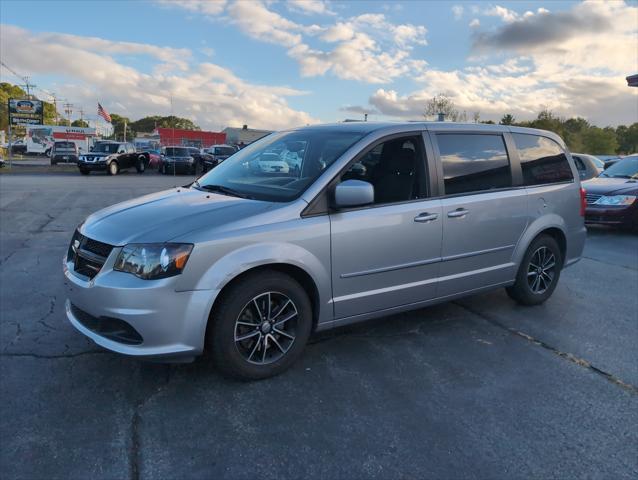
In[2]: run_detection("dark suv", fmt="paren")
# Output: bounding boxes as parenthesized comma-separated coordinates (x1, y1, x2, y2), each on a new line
(78, 142, 149, 175)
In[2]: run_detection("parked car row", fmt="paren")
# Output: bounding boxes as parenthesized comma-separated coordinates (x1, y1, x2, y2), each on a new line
(582, 155, 638, 230)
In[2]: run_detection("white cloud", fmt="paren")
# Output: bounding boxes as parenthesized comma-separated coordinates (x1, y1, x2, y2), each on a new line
(469, 18, 480, 28)
(287, 0, 335, 16)
(0, 24, 317, 130)
(452, 5, 464, 20)
(484, 5, 519, 23)
(159, 0, 428, 84)
(365, 0, 638, 128)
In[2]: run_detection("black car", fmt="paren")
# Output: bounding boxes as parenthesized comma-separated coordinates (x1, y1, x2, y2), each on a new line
(582, 155, 638, 229)
(202, 144, 236, 172)
(160, 146, 211, 175)
(77, 141, 149, 175)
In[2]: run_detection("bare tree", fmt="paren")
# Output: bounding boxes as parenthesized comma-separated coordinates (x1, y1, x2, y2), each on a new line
(424, 94, 460, 121)
(472, 111, 481, 123)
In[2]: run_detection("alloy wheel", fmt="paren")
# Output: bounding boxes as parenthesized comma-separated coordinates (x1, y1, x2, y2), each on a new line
(234, 291, 298, 365)
(527, 246, 556, 294)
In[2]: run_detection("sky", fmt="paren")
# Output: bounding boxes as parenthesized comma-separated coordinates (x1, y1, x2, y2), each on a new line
(1, 0, 637, 131)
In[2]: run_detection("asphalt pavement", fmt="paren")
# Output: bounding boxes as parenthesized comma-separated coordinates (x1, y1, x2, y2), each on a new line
(1, 173, 637, 479)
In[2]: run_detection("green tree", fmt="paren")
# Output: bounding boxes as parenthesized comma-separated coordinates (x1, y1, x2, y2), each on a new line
(582, 126, 618, 154)
(500, 113, 515, 125)
(109, 113, 132, 141)
(129, 115, 200, 133)
(562, 117, 590, 152)
(616, 123, 638, 154)
(71, 119, 89, 128)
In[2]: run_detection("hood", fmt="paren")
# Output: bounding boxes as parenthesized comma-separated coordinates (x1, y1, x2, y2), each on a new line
(81, 187, 278, 245)
(86, 152, 109, 157)
(582, 177, 638, 196)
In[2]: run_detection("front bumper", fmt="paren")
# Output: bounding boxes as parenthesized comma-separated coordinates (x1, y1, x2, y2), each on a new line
(53, 154, 79, 163)
(585, 205, 638, 228)
(163, 160, 194, 173)
(78, 161, 107, 171)
(63, 252, 217, 360)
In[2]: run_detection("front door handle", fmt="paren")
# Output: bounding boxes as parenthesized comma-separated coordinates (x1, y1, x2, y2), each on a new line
(447, 208, 469, 218)
(414, 212, 439, 223)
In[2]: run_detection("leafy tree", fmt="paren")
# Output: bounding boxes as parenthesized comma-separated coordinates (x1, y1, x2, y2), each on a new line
(129, 115, 201, 133)
(582, 126, 618, 154)
(109, 113, 131, 141)
(616, 123, 638, 154)
(499, 114, 515, 125)
(424, 94, 460, 121)
(71, 119, 89, 128)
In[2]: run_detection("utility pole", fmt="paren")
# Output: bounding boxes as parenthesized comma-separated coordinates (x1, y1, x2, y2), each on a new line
(50, 93, 59, 125)
(63, 103, 73, 126)
(79, 108, 84, 123)
(21, 76, 37, 99)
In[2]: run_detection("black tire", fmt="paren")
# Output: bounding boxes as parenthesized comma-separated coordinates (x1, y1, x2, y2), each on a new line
(79, 168, 90, 175)
(506, 234, 563, 306)
(108, 161, 119, 176)
(51, 160, 57, 166)
(208, 271, 313, 380)
(136, 156, 146, 173)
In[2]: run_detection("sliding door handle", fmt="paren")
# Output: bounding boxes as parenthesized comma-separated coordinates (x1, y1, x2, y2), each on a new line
(447, 208, 469, 218)
(414, 212, 439, 223)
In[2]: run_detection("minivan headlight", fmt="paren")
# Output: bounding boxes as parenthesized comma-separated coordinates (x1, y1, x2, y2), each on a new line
(594, 195, 636, 206)
(114, 243, 193, 280)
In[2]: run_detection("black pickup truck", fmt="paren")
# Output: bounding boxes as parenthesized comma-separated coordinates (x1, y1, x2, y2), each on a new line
(77, 141, 149, 175)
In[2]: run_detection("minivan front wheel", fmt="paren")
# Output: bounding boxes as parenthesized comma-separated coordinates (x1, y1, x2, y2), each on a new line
(209, 271, 312, 380)
(506, 235, 562, 306)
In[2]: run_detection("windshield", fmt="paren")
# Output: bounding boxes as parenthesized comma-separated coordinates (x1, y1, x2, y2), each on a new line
(165, 147, 190, 157)
(93, 143, 120, 153)
(588, 155, 605, 169)
(54, 142, 75, 150)
(195, 129, 366, 202)
(600, 156, 638, 178)
(214, 147, 236, 156)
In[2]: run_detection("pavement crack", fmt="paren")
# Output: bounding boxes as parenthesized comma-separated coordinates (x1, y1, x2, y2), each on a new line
(453, 301, 638, 395)
(582, 255, 637, 272)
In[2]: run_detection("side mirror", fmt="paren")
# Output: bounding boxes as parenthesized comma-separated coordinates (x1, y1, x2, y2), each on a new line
(333, 179, 374, 208)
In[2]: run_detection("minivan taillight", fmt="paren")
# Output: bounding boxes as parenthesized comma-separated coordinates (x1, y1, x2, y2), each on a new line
(580, 187, 586, 216)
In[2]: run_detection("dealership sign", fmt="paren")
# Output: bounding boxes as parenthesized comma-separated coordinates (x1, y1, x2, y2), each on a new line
(8, 98, 44, 125)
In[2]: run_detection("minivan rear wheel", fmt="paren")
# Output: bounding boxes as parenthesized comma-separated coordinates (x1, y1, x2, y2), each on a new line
(208, 271, 312, 380)
(506, 234, 562, 306)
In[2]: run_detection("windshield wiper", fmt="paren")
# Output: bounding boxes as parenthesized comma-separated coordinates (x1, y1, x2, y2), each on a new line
(198, 184, 253, 199)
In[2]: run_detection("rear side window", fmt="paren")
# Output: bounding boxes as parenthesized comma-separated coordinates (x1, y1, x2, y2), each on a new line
(437, 134, 511, 195)
(513, 134, 573, 185)
(573, 156, 586, 171)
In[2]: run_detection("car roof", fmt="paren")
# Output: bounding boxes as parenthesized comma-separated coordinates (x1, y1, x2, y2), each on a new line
(287, 121, 565, 146)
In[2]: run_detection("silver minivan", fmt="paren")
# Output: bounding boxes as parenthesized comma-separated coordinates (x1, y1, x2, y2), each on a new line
(64, 122, 587, 379)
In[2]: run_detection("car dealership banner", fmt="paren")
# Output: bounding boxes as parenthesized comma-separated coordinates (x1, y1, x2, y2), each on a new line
(8, 98, 44, 125)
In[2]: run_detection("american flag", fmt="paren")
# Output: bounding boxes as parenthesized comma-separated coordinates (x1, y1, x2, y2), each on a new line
(97, 102, 112, 123)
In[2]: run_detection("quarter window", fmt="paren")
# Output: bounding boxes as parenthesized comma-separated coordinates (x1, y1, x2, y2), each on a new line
(512, 134, 573, 185)
(437, 134, 511, 195)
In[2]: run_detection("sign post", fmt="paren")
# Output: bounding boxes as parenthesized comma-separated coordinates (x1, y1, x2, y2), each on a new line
(8, 98, 44, 168)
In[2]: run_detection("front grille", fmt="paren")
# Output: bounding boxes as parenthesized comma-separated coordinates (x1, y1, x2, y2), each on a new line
(68, 231, 114, 279)
(586, 193, 602, 204)
(83, 237, 113, 258)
